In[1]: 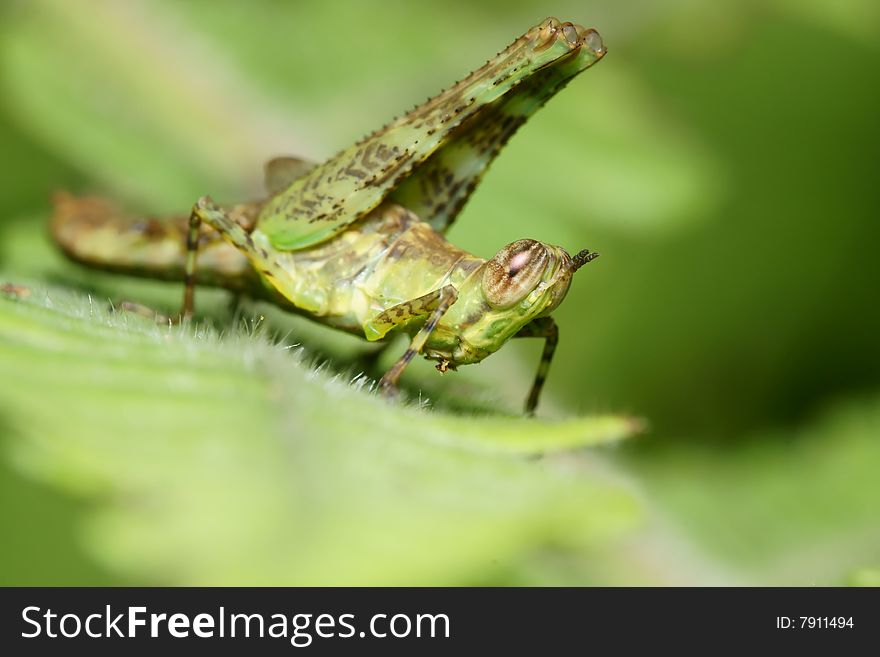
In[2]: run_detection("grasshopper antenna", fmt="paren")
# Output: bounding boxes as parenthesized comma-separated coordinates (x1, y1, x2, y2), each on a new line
(570, 249, 599, 272)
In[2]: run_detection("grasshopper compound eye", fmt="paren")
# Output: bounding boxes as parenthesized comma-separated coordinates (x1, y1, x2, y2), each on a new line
(482, 239, 550, 309)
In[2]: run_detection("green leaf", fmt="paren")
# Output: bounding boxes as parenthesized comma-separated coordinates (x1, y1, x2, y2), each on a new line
(0, 284, 640, 585)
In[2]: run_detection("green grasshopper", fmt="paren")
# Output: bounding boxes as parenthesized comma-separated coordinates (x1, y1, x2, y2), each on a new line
(51, 17, 606, 413)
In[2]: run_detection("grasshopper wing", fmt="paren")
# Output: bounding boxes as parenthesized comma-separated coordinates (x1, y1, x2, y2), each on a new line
(264, 156, 316, 195)
(257, 18, 605, 251)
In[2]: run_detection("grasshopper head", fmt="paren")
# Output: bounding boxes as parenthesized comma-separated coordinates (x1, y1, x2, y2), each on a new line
(481, 239, 598, 319)
(428, 240, 598, 366)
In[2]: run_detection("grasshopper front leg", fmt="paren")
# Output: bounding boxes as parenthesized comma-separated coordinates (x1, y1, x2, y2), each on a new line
(368, 285, 459, 397)
(515, 316, 559, 415)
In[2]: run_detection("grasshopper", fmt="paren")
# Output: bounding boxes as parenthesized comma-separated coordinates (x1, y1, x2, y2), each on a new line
(51, 17, 606, 413)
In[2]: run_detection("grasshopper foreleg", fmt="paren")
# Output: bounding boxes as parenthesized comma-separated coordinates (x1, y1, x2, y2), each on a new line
(515, 316, 559, 415)
(374, 285, 459, 397)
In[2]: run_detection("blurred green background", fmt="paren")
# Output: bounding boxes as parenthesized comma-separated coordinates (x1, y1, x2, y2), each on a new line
(1, 0, 878, 585)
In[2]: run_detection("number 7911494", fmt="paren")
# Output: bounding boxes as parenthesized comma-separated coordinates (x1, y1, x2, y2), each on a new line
(51, 17, 607, 413)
